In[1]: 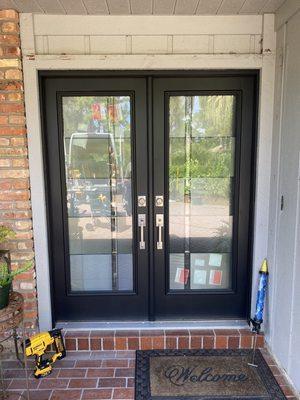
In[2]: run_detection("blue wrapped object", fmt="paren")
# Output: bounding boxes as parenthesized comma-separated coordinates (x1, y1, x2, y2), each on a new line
(250, 259, 269, 333)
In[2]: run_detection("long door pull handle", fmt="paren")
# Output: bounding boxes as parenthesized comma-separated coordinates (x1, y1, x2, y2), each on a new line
(138, 214, 146, 250)
(156, 214, 164, 250)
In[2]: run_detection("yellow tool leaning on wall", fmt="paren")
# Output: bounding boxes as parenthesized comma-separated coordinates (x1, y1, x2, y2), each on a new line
(25, 328, 66, 378)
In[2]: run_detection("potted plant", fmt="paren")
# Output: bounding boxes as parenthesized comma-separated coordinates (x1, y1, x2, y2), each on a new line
(0, 225, 32, 310)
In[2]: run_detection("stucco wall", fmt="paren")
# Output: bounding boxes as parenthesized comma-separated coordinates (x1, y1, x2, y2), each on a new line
(267, 0, 300, 392)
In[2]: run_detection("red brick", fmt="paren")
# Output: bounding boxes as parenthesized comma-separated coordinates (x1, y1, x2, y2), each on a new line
(239, 329, 253, 335)
(0, 137, 9, 146)
(228, 336, 240, 349)
(0, 115, 8, 124)
(270, 365, 281, 376)
(0, 34, 20, 45)
(90, 338, 101, 350)
(69, 379, 97, 388)
(26, 390, 53, 400)
(78, 338, 89, 350)
(0, 81, 22, 90)
(127, 337, 139, 350)
(166, 336, 177, 349)
(76, 360, 102, 368)
(115, 337, 127, 350)
(140, 330, 164, 336)
(0, 147, 27, 156)
(82, 389, 113, 399)
(127, 378, 134, 387)
(115, 330, 139, 337)
(178, 336, 189, 349)
(51, 390, 82, 400)
(103, 338, 115, 350)
(216, 336, 228, 349)
(0, 10, 18, 19)
(2, 22, 19, 33)
(0, 102, 24, 113)
(87, 369, 114, 378)
(128, 360, 135, 368)
(281, 385, 296, 397)
(98, 378, 126, 388)
(2, 45, 20, 56)
(102, 360, 128, 368)
(8, 92, 23, 101)
(165, 330, 189, 336)
(189, 329, 214, 336)
(140, 337, 151, 350)
(57, 369, 86, 379)
(203, 336, 215, 349)
(256, 334, 265, 348)
(12, 159, 29, 168)
(39, 379, 69, 389)
(152, 336, 164, 349)
(214, 329, 239, 336)
(9, 115, 25, 125)
(8, 378, 39, 389)
(275, 374, 289, 386)
(65, 338, 76, 351)
(5, 68, 22, 80)
(190, 336, 202, 349)
(90, 330, 115, 337)
(0, 181, 11, 190)
(115, 368, 135, 378)
(113, 388, 134, 399)
(240, 336, 253, 349)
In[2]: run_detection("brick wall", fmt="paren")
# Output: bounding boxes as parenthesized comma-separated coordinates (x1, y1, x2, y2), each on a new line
(0, 9, 37, 330)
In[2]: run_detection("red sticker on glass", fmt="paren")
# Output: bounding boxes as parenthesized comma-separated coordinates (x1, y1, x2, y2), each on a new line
(175, 268, 190, 284)
(209, 270, 222, 285)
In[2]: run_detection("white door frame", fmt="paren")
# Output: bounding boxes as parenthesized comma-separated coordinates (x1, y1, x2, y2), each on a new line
(21, 15, 275, 331)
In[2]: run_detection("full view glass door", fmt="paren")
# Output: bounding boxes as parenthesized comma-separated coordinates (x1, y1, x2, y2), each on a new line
(153, 76, 256, 319)
(42, 76, 149, 321)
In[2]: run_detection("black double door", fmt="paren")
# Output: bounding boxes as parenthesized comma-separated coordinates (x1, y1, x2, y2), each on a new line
(41, 73, 256, 323)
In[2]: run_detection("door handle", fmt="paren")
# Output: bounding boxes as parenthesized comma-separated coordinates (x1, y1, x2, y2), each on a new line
(156, 214, 164, 249)
(138, 214, 146, 250)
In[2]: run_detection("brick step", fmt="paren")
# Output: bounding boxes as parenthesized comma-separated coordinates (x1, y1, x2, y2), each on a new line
(63, 329, 264, 352)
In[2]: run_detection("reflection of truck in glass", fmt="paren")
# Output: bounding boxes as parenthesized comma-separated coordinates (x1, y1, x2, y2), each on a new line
(67, 132, 131, 219)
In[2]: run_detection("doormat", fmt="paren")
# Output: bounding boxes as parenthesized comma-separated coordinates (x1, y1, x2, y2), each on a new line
(135, 349, 287, 400)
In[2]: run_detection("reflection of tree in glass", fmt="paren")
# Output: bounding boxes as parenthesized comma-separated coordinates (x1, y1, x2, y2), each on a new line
(214, 220, 232, 253)
(169, 95, 235, 200)
(170, 95, 235, 138)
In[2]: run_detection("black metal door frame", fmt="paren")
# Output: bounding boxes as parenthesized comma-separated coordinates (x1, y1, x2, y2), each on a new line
(40, 76, 149, 322)
(152, 76, 257, 319)
(39, 71, 258, 324)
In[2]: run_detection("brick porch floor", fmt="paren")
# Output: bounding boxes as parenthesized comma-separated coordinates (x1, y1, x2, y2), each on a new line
(1, 330, 299, 399)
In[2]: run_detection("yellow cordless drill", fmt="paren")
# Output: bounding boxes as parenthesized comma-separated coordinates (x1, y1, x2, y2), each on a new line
(25, 328, 66, 378)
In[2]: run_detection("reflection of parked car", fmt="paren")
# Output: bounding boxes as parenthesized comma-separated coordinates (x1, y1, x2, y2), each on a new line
(67, 132, 119, 219)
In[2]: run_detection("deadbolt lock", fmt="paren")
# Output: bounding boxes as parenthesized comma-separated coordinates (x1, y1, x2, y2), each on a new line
(138, 195, 146, 208)
(155, 195, 164, 207)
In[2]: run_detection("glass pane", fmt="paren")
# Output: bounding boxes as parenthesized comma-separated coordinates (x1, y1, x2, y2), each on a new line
(62, 96, 133, 291)
(169, 95, 235, 291)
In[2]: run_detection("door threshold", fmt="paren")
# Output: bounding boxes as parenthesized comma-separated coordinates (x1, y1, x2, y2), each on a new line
(56, 319, 248, 331)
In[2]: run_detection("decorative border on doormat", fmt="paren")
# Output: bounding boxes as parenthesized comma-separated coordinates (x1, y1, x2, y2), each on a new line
(135, 349, 287, 400)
